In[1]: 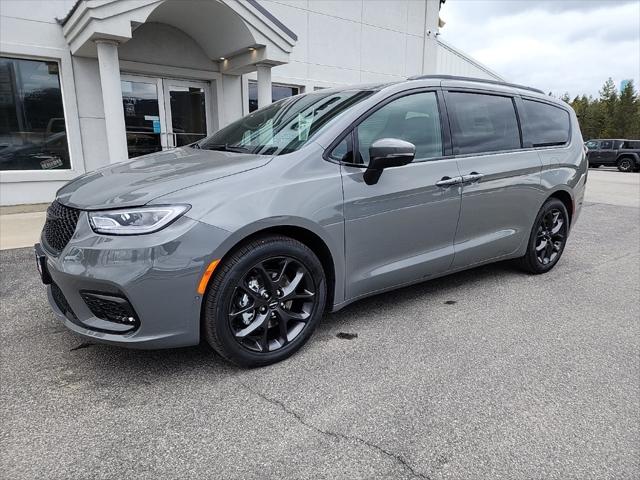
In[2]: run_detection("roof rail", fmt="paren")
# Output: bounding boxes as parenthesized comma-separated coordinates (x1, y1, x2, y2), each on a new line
(407, 74, 546, 95)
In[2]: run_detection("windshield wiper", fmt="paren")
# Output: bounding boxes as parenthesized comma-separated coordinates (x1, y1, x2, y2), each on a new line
(202, 143, 250, 153)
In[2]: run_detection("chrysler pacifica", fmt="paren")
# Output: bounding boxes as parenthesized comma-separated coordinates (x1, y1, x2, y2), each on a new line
(36, 76, 587, 367)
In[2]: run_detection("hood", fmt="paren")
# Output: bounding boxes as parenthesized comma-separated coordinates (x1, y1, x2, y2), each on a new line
(57, 147, 272, 210)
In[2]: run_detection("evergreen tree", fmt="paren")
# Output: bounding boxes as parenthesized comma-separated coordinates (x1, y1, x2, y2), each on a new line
(599, 78, 618, 137)
(567, 78, 639, 140)
(616, 80, 639, 138)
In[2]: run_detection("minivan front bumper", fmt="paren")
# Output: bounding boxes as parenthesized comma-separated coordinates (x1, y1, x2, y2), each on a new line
(39, 212, 230, 349)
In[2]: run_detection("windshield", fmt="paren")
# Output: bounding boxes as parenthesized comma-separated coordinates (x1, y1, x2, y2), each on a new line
(199, 90, 373, 155)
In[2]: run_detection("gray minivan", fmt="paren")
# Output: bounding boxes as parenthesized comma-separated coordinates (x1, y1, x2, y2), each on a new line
(36, 75, 587, 367)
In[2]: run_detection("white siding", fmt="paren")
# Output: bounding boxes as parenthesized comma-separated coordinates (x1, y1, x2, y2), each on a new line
(255, 0, 438, 89)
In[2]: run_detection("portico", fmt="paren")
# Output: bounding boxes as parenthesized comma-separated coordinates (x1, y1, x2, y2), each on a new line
(60, 0, 297, 163)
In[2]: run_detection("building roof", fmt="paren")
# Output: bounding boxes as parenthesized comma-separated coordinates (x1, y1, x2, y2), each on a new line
(58, 0, 297, 42)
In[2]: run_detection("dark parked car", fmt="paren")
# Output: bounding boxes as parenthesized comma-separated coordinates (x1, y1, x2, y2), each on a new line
(584, 139, 640, 172)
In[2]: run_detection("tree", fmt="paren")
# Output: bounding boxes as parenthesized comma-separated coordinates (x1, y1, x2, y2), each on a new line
(567, 78, 639, 140)
(599, 77, 618, 138)
(616, 80, 640, 138)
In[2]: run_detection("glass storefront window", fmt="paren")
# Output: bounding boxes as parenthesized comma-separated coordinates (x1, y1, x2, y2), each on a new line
(248, 81, 300, 112)
(0, 56, 70, 170)
(121, 79, 163, 158)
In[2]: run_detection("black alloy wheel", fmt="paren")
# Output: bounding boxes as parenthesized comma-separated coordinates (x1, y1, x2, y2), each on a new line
(617, 157, 634, 172)
(517, 198, 569, 274)
(203, 235, 326, 367)
(535, 208, 566, 266)
(228, 257, 316, 353)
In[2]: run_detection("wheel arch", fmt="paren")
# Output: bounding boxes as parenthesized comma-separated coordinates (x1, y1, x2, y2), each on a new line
(206, 220, 340, 311)
(616, 153, 639, 164)
(548, 189, 574, 225)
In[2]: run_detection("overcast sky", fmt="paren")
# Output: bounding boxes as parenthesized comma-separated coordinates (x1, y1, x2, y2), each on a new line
(438, 0, 640, 98)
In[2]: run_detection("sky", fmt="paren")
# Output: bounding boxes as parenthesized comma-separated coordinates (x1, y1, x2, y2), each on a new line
(438, 0, 640, 98)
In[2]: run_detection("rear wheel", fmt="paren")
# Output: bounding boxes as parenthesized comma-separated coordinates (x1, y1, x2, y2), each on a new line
(203, 235, 326, 367)
(617, 157, 635, 172)
(517, 198, 569, 274)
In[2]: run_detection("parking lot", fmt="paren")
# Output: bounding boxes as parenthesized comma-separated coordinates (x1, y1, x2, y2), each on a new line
(1, 169, 638, 479)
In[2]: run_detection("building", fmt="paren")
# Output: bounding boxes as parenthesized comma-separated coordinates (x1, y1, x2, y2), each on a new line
(0, 0, 501, 206)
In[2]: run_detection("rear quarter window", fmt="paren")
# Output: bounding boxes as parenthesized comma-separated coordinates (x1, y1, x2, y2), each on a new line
(522, 99, 571, 147)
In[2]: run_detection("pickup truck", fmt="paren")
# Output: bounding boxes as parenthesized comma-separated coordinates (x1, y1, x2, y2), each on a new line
(584, 139, 640, 172)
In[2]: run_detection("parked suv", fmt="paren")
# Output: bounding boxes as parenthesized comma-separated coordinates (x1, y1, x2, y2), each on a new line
(36, 76, 587, 367)
(585, 138, 640, 172)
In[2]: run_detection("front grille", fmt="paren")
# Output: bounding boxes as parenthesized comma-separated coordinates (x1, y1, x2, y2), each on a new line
(81, 291, 139, 329)
(51, 283, 78, 321)
(43, 200, 80, 254)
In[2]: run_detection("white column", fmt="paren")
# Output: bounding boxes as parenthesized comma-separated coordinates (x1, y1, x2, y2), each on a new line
(221, 74, 243, 127)
(95, 39, 129, 163)
(256, 64, 272, 108)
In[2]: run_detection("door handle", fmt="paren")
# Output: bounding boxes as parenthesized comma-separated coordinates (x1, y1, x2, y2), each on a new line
(462, 172, 484, 183)
(435, 176, 463, 187)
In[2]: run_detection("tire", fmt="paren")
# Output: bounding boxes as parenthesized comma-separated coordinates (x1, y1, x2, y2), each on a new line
(203, 235, 327, 367)
(517, 198, 569, 274)
(617, 157, 635, 173)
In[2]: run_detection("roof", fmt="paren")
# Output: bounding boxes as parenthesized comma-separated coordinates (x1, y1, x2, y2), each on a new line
(408, 74, 545, 95)
(58, 0, 297, 41)
(57, 0, 81, 25)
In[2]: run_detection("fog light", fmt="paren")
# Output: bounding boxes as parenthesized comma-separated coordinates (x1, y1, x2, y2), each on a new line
(80, 291, 139, 328)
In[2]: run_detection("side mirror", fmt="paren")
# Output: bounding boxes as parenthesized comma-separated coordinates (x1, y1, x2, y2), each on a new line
(364, 138, 415, 185)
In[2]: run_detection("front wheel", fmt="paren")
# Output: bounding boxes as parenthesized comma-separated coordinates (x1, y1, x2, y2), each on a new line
(202, 235, 326, 367)
(617, 157, 635, 172)
(517, 198, 569, 274)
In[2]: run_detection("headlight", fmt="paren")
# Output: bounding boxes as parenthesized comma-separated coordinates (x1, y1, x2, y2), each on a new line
(88, 205, 190, 235)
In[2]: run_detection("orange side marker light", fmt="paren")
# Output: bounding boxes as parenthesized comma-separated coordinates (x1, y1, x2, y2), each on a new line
(197, 259, 220, 294)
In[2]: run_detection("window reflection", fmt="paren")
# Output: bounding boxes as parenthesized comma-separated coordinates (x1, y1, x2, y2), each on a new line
(169, 86, 207, 147)
(0, 57, 70, 170)
(121, 80, 163, 158)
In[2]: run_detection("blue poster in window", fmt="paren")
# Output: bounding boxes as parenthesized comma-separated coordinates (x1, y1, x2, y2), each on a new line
(152, 119, 161, 133)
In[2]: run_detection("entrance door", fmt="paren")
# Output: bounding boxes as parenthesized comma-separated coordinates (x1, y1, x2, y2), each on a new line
(163, 79, 209, 148)
(120, 75, 211, 158)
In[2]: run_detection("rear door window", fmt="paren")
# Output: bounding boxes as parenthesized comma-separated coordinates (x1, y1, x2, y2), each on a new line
(522, 99, 570, 147)
(446, 92, 521, 155)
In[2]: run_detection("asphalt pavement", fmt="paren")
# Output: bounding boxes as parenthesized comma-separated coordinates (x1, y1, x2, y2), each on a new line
(1, 171, 639, 479)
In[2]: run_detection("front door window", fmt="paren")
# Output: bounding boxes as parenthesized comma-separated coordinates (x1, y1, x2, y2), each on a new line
(121, 76, 210, 158)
